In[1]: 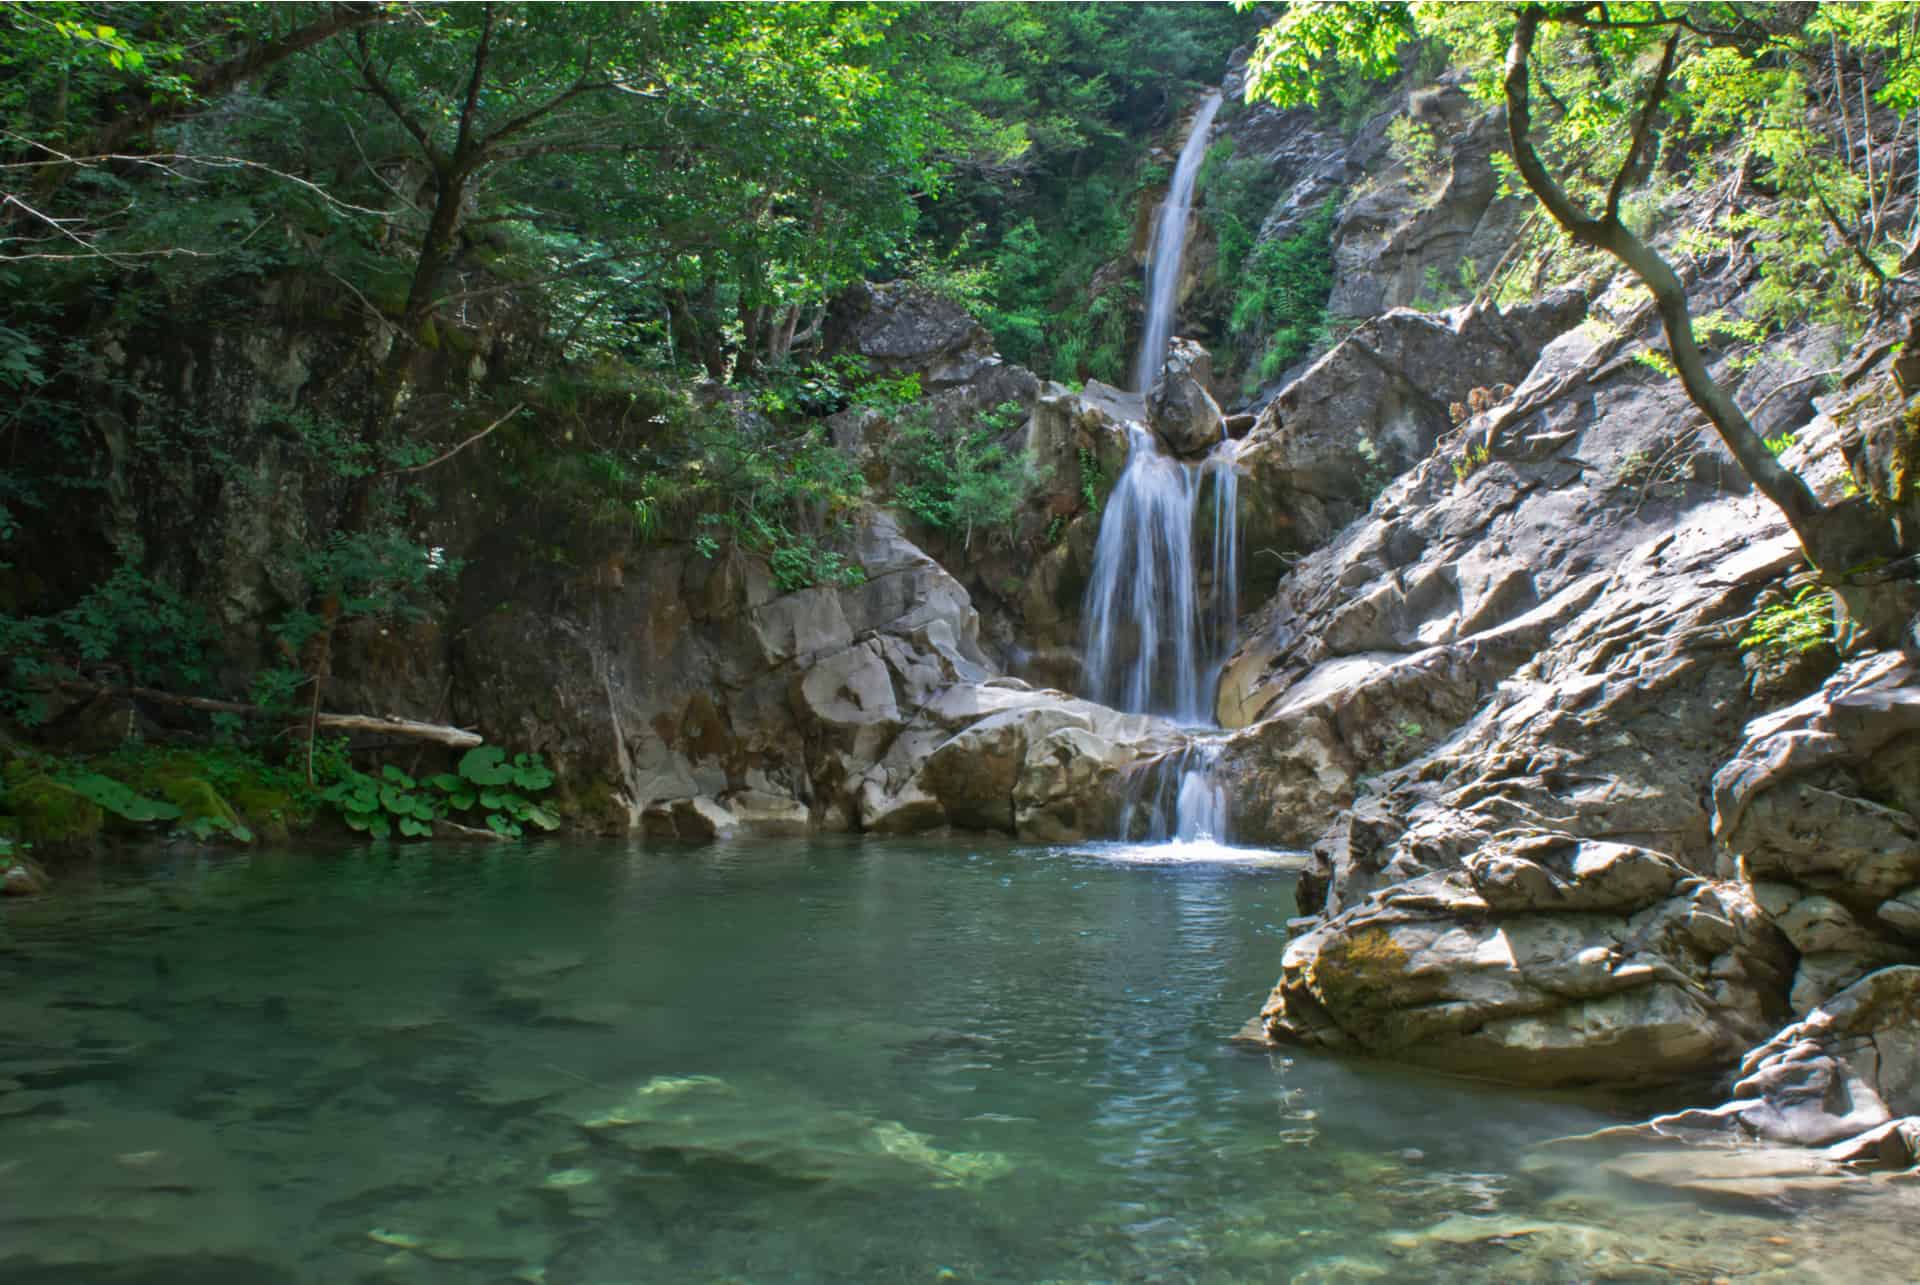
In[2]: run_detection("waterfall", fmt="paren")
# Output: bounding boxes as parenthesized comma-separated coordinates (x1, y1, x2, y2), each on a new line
(1078, 92, 1242, 847)
(1131, 91, 1223, 394)
(1120, 740, 1227, 843)
(1079, 427, 1238, 726)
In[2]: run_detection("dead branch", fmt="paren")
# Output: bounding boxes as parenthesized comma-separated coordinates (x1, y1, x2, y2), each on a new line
(57, 681, 484, 747)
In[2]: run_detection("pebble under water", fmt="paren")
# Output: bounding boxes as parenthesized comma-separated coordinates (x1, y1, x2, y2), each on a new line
(1, 837, 1913, 1283)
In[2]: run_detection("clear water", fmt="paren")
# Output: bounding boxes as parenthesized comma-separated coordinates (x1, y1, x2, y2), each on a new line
(2, 838, 1911, 1284)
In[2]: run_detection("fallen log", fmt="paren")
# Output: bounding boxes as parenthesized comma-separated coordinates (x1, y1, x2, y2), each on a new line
(56, 681, 485, 748)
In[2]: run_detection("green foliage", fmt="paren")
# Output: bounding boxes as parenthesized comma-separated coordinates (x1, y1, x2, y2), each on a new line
(1242, 1, 1418, 110)
(1386, 115, 1445, 192)
(748, 357, 921, 421)
(1451, 442, 1490, 485)
(889, 402, 1046, 550)
(319, 745, 559, 841)
(1741, 586, 1835, 662)
(1228, 194, 1343, 391)
(1078, 447, 1107, 515)
(1765, 432, 1799, 459)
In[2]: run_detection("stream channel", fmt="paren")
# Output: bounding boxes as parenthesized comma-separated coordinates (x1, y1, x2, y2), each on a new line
(3, 838, 1911, 1283)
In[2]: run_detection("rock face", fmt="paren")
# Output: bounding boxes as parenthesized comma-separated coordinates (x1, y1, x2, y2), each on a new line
(1324, 81, 1527, 322)
(1228, 254, 1895, 1089)
(1713, 652, 1920, 1012)
(1145, 338, 1224, 458)
(1231, 294, 1586, 606)
(1215, 299, 1844, 853)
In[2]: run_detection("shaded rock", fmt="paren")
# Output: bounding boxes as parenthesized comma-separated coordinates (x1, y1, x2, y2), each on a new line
(1727, 966, 1920, 1144)
(460, 508, 997, 836)
(2, 855, 49, 896)
(824, 280, 997, 390)
(1146, 338, 1224, 458)
(639, 796, 739, 842)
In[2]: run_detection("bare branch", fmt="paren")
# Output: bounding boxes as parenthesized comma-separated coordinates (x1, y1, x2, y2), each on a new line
(453, 2, 496, 166)
(1606, 24, 1682, 224)
(379, 404, 525, 477)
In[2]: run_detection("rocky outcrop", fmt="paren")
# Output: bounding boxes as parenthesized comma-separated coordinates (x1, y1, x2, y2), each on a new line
(1229, 259, 1888, 1089)
(1253, 834, 1792, 1087)
(1714, 652, 1920, 1011)
(824, 282, 999, 390)
(1231, 293, 1586, 605)
(1146, 338, 1224, 458)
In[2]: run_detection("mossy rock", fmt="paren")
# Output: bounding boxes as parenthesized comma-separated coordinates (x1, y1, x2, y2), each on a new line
(230, 782, 308, 843)
(157, 776, 253, 845)
(557, 775, 627, 836)
(9, 775, 105, 855)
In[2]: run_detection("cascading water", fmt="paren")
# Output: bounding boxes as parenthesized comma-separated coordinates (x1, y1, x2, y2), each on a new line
(1131, 92, 1223, 394)
(1119, 740, 1226, 843)
(1077, 93, 1242, 847)
(1079, 427, 1238, 726)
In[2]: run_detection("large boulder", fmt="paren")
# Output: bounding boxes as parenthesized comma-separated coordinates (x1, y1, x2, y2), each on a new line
(1145, 338, 1224, 458)
(1248, 834, 1794, 1088)
(824, 281, 998, 390)
(1714, 651, 1920, 1012)
(853, 680, 1184, 841)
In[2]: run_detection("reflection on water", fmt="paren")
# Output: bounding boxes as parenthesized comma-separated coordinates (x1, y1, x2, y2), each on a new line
(0, 837, 1912, 1283)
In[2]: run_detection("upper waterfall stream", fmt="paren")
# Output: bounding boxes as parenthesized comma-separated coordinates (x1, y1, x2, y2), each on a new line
(1131, 92, 1223, 394)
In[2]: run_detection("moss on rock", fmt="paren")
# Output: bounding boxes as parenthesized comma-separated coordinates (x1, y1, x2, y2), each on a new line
(157, 776, 252, 844)
(8, 775, 105, 855)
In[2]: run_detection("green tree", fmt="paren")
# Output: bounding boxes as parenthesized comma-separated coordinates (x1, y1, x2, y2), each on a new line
(1242, 0, 1907, 576)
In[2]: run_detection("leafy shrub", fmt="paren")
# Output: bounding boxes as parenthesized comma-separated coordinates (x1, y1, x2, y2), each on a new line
(1229, 193, 1342, 391)
(320, 745, 559, 840)
(888, 402, 1045, 549)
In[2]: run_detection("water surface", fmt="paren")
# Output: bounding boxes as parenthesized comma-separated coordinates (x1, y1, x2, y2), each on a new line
(2, 838, 1909, 1282)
